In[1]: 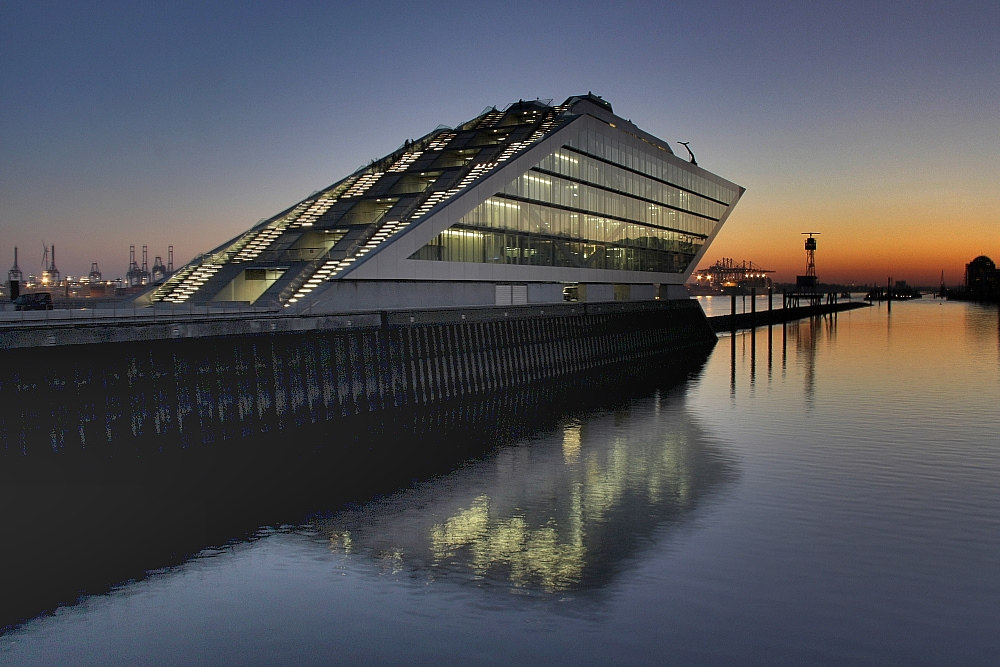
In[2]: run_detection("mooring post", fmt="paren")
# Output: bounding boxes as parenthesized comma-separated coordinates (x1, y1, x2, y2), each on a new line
(767, 321, 773, 376)
(730, 331, 736, 393)
(782, 320, 787, 368)
(751, 287, 757, 325)
(768, 286, 773, 313)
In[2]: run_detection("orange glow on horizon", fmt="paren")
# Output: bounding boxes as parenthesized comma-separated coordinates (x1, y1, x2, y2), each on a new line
(707, 192, 999, 286)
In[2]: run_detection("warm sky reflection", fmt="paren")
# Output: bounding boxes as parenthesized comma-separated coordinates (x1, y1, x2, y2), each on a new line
(694, 301, 1000, 495)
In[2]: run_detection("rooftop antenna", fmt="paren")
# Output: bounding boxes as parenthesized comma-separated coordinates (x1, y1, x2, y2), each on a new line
(678, 141, 698, 166)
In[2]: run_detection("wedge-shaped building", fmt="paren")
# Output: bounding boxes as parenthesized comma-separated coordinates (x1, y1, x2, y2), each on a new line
(1, 95, 745, 459)
(151, 95, 743, 311)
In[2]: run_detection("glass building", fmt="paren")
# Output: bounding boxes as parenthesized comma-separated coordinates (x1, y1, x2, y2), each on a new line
(150, 95, 743, 310)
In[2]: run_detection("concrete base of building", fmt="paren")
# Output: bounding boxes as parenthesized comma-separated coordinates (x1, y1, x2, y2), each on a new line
(300, 280, 690, 313)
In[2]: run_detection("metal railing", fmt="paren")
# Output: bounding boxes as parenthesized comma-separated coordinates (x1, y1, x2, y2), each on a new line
(0, 299, 287, 328)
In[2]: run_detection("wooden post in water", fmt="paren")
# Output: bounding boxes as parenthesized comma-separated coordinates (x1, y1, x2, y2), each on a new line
(767, 320, 773, 377)
(730, 330, 737, 393)
(781, 319, 787, 369)
(731, 292, 737, 331)
(751, 287, 757, 326)
(768, 286, 773, 312)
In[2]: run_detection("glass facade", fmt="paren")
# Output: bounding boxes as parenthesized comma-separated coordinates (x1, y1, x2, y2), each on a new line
(152, 95, 742, 306)
(566, 129, 739, 205)
(152, 99, 573, 304)
(411, 131, 739, 274)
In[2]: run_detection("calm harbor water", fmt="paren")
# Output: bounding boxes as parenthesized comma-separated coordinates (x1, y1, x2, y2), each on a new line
(2, 299, 999, 665)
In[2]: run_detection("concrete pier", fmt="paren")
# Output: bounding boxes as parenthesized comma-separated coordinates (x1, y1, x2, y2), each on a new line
(0, 300, 716, 457)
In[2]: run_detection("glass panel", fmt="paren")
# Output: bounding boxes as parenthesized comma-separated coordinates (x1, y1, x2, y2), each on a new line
(566, 130, 739, 204)
(408, 126, 743, 275)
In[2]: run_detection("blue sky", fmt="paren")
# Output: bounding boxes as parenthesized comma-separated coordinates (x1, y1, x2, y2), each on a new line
(2, 0, 998, 283)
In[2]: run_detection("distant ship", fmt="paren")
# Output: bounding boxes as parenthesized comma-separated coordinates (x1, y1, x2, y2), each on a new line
(866, 281, 921, 301)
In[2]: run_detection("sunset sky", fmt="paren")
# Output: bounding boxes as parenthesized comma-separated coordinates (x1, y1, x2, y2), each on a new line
(2, 1, 997, 286)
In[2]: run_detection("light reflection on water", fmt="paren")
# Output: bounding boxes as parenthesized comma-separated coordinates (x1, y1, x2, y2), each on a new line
(318, 395, 733, 594)
(3, 300, 1000, 666)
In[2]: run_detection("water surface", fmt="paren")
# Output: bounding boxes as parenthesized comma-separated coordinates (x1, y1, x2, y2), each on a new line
(2, 300, 998, 665)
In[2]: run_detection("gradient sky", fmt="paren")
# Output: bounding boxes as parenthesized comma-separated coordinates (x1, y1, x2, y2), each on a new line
(2, 0, 997, 286)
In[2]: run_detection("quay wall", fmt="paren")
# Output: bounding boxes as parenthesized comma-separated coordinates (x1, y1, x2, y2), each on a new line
(0, 300, 715, 457)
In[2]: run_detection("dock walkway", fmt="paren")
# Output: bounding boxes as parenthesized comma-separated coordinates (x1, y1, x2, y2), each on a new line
(708, 301, 869, 333)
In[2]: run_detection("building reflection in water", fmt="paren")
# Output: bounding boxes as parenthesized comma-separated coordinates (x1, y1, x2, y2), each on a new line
(319, 390, 735, 593)
(0, 345, 721, 628)
(962, 302, 1000, 363)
